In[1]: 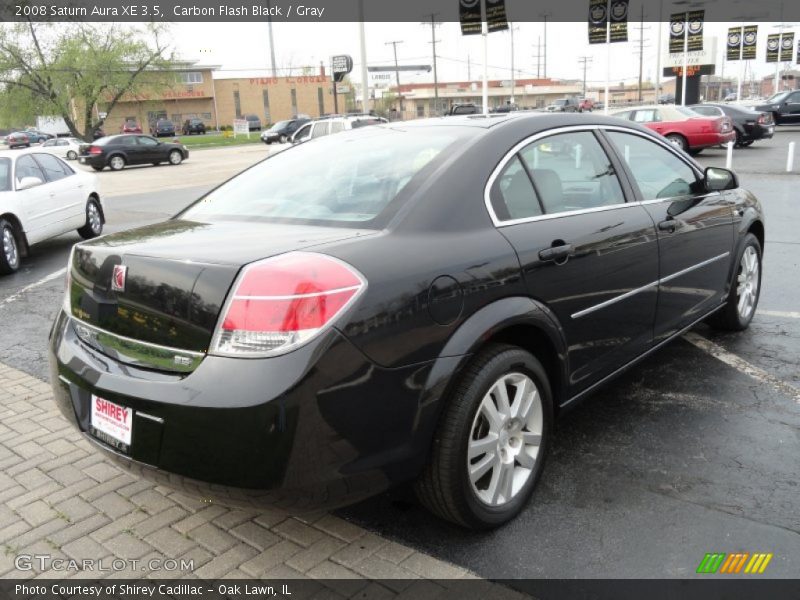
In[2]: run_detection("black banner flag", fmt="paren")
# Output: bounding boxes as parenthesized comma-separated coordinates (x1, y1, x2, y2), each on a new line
(742, 25, 758, 60)
(686, 10, 704, 52)
(485, 0, 508, 32)
(459, 0, 481, 35)
(766, 33, 780, 63)
(780, 32, 794, 62)
(669, 14, 685, 53)
(609, 0, 628, 43)
(588, 0, 607, 44)
(727, 26, 742, 61)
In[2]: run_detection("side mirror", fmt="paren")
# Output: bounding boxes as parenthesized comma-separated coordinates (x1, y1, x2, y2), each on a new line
(18, 176, 43, 191)
(704, 167, 738, 192)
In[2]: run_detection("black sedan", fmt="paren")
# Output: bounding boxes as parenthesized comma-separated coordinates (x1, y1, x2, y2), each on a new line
(689, 103, 774, 147)
(260, 118, 310, 144)
(50, 114, 764, 528)
(752, 90, 800, 125)
(78, 134, 188, 171)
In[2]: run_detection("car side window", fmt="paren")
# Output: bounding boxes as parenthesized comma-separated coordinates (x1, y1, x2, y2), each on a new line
(613, 111, 633, 120)
(632, 109, 660, 123)
(42, 139, 56, 147)
(606, 131, 701, 200)
(517, 131, 626, 214)
(329, 121, 345, 134)
(137, 136, 158, 146)
(490, 156, 542, 221)
(294, 124, 311, 141)
(691, 106, 719, 117)
(32, 153, 69, 182)
(788, 92, 800, 103)
(15, 155, 46, 185)
(311, 122, 329, 138)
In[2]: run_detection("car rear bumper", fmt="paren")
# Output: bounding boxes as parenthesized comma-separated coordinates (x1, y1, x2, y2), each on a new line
(691, 131, 736, 149)
(78, 155, 106, 168)
(743, 124, 774, 141)
(48, 310, 437, 510)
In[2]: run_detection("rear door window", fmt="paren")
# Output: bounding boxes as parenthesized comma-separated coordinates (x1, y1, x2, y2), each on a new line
(311, 122, 330, 138)
(32, 153, 70, 182)
(490, 156, 542, 221)
(517, 131, 626, 214)
(15, 155, 46, 186)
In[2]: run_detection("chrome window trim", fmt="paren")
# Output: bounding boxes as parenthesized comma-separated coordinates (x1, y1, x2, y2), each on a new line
(484, 124, 706, 228)
(571, 251, 730, 319)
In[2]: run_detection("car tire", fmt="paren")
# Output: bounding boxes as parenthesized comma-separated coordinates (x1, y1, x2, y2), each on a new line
(279, 135, 288, 144)
(707, 233, 762, 331)
(665, 133, 689, 152)
(0, 219, 21, 275)
(66, 150, 77, 160)
(734, 129, 744, 148)
(688, 148, 703, 156)
(108, 155, 125, 171)
(415, 344, 553, 529)
(77, 198, 104, 240)
(741, 140, 754, 147)
(168, 150, 183, 165)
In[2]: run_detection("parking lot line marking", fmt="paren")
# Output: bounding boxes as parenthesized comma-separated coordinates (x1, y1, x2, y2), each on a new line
(758, 309, 800, 319)
(683, 332, 800, 404)
(1, 268, 66, 308)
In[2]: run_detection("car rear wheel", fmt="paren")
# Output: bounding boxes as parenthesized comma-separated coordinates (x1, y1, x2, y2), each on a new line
(665, 134, 688, 152)
(707, 233, 762, 331)
(66, 150, 77, 160)
(168, 150, 183, 165)
(741, 140, 754, 147)
(109, 155, 125, 171)
(77, 198, 103, 240)
(415, 344, 552, 529)
(0, 219, 21, 275)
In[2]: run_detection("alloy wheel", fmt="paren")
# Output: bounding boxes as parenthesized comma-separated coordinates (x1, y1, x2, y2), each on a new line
(87, 202, 102, 235)
(169, 150, 182, 165)
(2, 226, 19, 270)
(736, 246, 759, 320)
(467, 372, 543, 506)
(110, 156, 125, 170)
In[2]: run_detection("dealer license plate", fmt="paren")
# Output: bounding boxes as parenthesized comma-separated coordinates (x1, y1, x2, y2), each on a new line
(90, 395, 132, 451)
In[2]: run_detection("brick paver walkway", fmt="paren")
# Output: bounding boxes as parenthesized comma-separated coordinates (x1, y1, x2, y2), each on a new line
(0, 362, 523, 597)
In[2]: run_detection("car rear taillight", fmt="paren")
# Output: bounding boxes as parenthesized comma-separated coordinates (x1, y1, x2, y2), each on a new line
(211, 252, 366, 357)
(88, 146, 102, 155)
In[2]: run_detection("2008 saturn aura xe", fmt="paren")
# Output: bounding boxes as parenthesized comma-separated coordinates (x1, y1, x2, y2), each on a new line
(49, 113, 764, 529)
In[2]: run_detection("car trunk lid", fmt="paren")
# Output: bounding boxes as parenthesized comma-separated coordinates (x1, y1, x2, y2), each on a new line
(67, 219, 372, 360)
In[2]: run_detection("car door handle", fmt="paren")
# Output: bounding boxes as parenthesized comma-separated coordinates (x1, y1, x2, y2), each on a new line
(657, 219, 677, 232)
(538, 244, 573, 262)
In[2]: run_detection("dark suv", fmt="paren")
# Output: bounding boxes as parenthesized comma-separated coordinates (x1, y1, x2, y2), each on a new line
(150, 119, 176, 137)
(182, 118, 207, 135)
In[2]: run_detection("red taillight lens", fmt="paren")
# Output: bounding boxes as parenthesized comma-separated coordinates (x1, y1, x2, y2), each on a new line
(88, 146, 102, 155)
(211, 252, 366, 357)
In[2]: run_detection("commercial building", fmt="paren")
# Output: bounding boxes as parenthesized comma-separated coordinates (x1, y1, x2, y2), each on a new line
(88, 61, 333, 133)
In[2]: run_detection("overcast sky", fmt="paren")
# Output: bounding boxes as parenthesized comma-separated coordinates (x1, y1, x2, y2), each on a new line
(173, 21, 795, 87)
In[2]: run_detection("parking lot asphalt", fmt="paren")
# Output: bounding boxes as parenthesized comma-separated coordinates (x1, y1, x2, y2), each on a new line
(0, 126, 798, 581)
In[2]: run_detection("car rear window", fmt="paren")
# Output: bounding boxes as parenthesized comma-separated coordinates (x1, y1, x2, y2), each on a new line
(0, 159, 10, 191)
(181, 127, 463, 227)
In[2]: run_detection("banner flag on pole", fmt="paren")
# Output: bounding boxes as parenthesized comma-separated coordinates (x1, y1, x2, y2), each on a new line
(686, 10, 704, 52)
(669, 13, 685, 53)
(609, 0, 629, 43)
(485, 0, 508, 33)
(727, 26, 742, 61)
(766, 33, 780, 63)
(779, 32, 794, 62)
(742, 25, 758, 60)
(588, 0, 608, 44)
(459, 0, 482, 35)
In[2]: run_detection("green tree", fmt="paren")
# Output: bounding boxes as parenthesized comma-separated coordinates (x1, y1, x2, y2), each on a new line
(0, 22, 175, 140)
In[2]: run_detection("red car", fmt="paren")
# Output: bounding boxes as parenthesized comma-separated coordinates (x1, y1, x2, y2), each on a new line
(4, 132, 30, 149)
(120, 120, 143, 134)
(611, 105, 735, 154)
(578, 98, 595, 112)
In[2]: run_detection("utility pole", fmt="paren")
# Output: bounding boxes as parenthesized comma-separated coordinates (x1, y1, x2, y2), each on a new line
(539, 12, 551, 79)
(532, 37, 543, 79)
(423, 14, 441, 115)
(577, 57, 593, 98)
(467, 54, 471, 80)
(266, 0, 277, 78)
(358, 0, 369, 114)
(386, 40, 404, 113)
(508, 23, 519, 105)
(633, 7, 650, 102)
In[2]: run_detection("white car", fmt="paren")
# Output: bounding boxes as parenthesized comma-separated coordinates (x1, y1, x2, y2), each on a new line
(0, 150, 104, 274)
(291, 115, 388, 144)
(39, 137, 83, 161)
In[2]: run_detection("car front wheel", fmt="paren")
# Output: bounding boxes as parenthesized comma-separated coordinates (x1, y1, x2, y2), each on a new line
(168, 150, 183, 165)
(0, 219, 21, 275)
(415, 344, 552, 529)
(707, 233, 762, 331)
(67, 150, 77, 160)
(77, 198, 103, 239)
